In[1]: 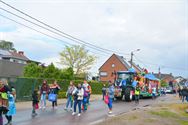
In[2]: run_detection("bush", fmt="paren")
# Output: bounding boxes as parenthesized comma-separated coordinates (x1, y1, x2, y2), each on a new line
(9, 78, 105, 101)
(161, 80, 168, 87)
(58, 91, 67, 99)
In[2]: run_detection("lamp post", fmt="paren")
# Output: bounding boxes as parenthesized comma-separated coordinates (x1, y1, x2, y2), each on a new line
(130, 49, 140, 68)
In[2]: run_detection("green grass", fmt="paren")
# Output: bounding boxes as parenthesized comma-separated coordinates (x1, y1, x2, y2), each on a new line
(179, 111, 188, 117)
(160, 107, 169, 110)
(150, 110, 177, 118)
(178, 120, 188, 125)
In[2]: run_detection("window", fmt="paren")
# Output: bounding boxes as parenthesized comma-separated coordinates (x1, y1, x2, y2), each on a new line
(100, 72, 108, 77)
(112, 64, 115, 68)
(10, 59, 14, 62)
(18, 60, 22, 64)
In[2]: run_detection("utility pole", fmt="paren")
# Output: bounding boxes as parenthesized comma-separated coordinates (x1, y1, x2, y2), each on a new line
(130, 52, 133, 68)
(158, 67, 161, 79)
(130, 49, 140, 68)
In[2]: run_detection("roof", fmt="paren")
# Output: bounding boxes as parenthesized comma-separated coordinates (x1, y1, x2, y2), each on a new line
(9, 51, 29, 61)
(179, 79, 188, 85)
(0, 49, 11, 56)
(128, 61, 143, 72)
(115, 54, 131, 69)
(153, 73, 174, 81)
(0, 49, 29, 61)
(174, 76, 184, 79)
(99, 54, 131, 70)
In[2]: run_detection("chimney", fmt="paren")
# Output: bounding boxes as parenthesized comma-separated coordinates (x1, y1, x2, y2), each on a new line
(18, 51, 24, 55)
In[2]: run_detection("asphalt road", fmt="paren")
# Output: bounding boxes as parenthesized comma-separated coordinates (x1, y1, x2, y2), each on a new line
(7, 95, 171, 125)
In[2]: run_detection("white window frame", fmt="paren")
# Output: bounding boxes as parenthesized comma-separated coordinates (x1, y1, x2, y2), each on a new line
(100, 71, 108, 77)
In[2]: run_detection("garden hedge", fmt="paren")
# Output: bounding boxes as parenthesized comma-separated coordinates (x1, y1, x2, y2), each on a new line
(9, 78, 107, 101)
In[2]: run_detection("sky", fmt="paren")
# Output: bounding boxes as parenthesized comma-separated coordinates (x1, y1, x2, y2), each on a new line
(0, 0, 188, 78)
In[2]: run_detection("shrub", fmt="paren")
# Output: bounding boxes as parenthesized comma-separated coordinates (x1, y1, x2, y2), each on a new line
(9, 78, 105, 101)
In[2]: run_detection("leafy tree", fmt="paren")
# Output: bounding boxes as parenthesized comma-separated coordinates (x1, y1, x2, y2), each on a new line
(0, 40, 16, 51)
(60, 67, 74, 80)
(60, 45, 96, 74)
(24, 63, 74, 80)
(23, 63, 42, 78)
(41, 63, 61, 79)
(161, 80, 168, 87)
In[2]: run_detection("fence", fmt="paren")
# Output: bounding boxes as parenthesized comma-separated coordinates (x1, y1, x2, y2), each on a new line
(4, 77, 105, 101)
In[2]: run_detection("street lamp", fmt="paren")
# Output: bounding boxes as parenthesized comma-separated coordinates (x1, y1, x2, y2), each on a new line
(130, 49, 140, 68)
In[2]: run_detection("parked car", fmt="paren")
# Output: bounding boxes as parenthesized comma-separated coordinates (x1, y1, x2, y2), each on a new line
(166, 87, 175, 93)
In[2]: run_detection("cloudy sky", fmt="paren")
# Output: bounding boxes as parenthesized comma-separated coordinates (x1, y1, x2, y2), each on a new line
(0, 0, 187, 77)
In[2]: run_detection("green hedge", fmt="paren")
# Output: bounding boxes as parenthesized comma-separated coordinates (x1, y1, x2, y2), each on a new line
(9, 78, 106, 101)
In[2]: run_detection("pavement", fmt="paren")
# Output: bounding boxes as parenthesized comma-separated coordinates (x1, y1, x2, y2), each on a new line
(4, 94, 175, 125)
(16, 95, 102, 111)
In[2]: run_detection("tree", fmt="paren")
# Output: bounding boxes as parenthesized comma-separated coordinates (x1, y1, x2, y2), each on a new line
(161, 80, 168, 87)
(24, 62, 73, 79)
(0, 40, 16, 51)
(40, 63, 61, 79)
(60, 67, 74, 80)
(23, 63, 42, 78)
(60, 45, 96, 74)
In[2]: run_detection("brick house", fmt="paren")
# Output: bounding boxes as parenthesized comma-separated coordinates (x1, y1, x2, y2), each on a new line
(99, 54, 131, 82)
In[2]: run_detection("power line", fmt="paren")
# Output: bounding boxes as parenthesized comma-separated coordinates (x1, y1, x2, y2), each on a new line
(134, 55, 188, 71)
(0, 7, 113, 55)
(0, 14, 72, 46)
(0, 0, 129, 56)
(0, 13, 109, 57)
(133, 55, 148, 68)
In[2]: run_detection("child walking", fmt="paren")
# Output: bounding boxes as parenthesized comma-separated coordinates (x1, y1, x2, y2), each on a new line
(5, 87, 16, 125)
(32, 89, 39, 117)
(106, 81, 114, 114)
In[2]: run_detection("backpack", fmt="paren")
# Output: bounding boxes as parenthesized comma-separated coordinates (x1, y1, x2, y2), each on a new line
(83, 87, 88, 97)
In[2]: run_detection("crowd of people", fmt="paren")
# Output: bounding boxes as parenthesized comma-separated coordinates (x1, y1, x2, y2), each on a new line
(32, 80, 92, 117)
(33, 78, 154, 118)
(1, 78, 160, 125)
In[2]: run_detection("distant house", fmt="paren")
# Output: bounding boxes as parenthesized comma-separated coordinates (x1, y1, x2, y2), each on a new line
(0, 49, 38, 78)
(99, 54, 142, 82)
(179, 79, 188, 86)
(174, 76, 185, 83)
(154, 73, 175, 87)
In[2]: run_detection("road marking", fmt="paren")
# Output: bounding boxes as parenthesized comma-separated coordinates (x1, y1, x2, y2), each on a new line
(89, 119, 105, 125)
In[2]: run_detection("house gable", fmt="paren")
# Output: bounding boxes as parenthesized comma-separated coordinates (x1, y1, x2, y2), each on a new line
(99, 54, 130, 82)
